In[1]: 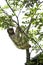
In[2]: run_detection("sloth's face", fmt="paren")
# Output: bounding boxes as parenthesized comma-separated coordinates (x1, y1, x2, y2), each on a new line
(7, 28, 15, 35)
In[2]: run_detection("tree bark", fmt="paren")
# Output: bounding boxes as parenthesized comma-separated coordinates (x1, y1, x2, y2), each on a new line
(25, 49, 30, 65)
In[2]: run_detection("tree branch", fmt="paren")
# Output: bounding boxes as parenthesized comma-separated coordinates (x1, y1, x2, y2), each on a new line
(31, 38, 43, 52)
(26, 17, 43, 52)
(26, 19, 32, 33)
(5, 0, 19, 24)
(5, 0, 14, 13)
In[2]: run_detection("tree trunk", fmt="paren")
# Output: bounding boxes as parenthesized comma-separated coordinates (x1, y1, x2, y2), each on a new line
(25, 49, 30, 65)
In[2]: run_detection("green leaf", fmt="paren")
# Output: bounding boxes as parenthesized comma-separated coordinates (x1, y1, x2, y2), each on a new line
(2, 5, 9, 9)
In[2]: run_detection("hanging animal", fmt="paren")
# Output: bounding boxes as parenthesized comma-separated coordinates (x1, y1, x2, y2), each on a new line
(7, 27, 31, 49)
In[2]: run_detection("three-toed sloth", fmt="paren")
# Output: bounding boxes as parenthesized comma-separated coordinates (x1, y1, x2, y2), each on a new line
(7, 27, 31, 49)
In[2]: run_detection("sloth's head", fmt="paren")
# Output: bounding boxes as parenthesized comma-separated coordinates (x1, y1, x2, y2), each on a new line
(7, 28, 15, 35)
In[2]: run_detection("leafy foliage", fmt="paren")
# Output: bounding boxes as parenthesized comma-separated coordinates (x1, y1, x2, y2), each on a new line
(0, 15, 15, 29)
(0, 0, 43, 51)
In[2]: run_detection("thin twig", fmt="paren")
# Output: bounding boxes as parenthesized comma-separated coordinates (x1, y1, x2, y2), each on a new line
(38, 1, 43, 5)
(18, 4, 26, 16)
(26, 19, 32, 33)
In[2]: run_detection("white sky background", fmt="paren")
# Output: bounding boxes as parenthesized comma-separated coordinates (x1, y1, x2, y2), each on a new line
(0, 0, 43, 65)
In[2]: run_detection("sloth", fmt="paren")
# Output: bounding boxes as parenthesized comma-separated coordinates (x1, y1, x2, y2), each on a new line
(7, 27, 31, 49)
